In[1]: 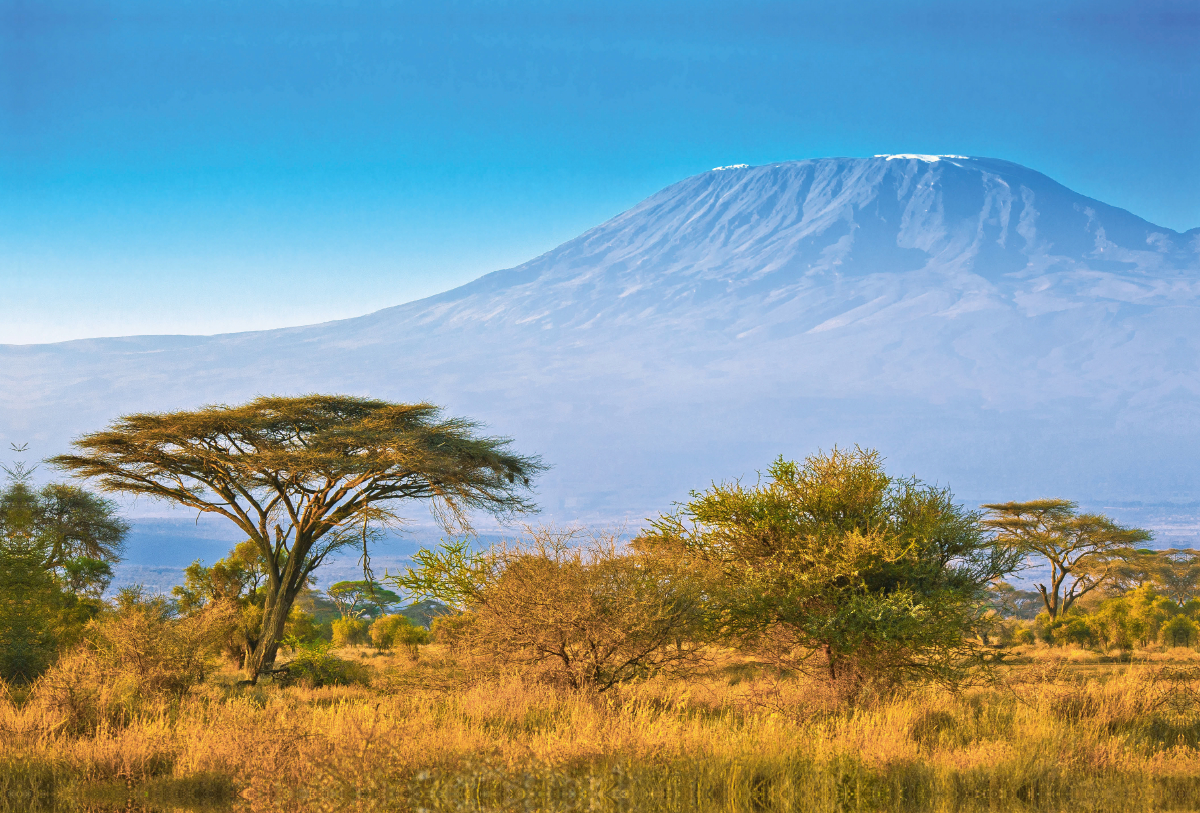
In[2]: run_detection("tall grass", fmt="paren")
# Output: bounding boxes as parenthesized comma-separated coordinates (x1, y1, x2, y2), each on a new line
(4, 646, 1200, 811)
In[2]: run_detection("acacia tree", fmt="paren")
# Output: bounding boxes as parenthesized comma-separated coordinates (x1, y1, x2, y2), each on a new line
(327, 580, 402, 619)
(0, 458, 127, 579)
(982, 500, 1151, 620)
(640, 448, 1018, 694)
(50, 395, 543, 682)
(1155, 550, 1200, 606)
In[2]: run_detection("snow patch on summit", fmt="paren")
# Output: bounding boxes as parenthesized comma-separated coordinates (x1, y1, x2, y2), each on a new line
(876, 154, 969, 162)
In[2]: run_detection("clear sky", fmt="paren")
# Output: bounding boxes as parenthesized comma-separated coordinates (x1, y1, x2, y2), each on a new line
(2, 0, 1197, 344)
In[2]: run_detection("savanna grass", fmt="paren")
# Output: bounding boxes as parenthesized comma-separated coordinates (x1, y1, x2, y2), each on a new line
(4, 645, 1200, 812)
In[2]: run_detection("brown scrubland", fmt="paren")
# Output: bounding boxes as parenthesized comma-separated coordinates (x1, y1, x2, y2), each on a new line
(5, 643, 1200, 813)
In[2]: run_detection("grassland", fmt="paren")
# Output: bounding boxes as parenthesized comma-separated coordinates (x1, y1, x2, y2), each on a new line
(5, 643, 1200, 812)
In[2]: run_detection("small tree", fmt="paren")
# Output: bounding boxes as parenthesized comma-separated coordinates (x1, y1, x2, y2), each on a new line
(1090, 597, 1142, 653)
(331, 617, 369, 647)
(369, 614, 428, 656)
(327, 580, 402, 620)
(398, 527, 708, 691)
(0, 453, 126, 683)
(1160, 614, 1200, 649)
(982, 500, 1151, 620)
(987, 581, 1042, 620)
(641, 448, 1018, 694)
(173, 540, 269, 615)
(50, 396, 542, 682)
(1152, 549, 1200, 607)
(0, 454, 127, 587)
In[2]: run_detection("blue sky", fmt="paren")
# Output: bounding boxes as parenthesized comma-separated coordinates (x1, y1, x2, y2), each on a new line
(2, 0, 1197, 344)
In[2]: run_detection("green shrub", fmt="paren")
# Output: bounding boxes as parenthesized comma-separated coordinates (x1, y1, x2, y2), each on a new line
(1052, 617, 1095, 647)
(1159, 615, 1200, 648)
(1090, 597, 1141, 652)
(370, 614, 430, 656)
(331, 617, 369, 648)
(282, 639, 370, 688)
(284, 609, 321, 647)
(1011, 627, 1035, 646)
(1032, 612, 1053, 644)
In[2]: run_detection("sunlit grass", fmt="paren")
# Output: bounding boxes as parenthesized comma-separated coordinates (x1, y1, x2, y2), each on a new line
(5, 645, 1200, 811)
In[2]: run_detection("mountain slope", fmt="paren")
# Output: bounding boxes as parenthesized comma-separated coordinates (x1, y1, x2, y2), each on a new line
(3, 155, 1198, 520)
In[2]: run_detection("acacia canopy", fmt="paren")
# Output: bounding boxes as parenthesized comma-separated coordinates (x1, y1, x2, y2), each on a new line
(640, 448, 1018, 693)
(982, 499, 1151, 620)
(50, 394, 543, 680)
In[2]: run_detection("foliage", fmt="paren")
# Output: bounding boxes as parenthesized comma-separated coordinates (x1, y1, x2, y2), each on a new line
(0, 457, 125, 683)
(29, 588, 232, 735)
(327, 580, 402, 619)
(1121, 548, 1200, 606)
(982, 499, 1151, 619)
(369, 613, 429, 656)
(0, 463, 127, 575)
(50, 395, 543, 681)
(284, 608, 322, 646)
(331, 617, 369, 647)
(640, 448, 1017, 694)
(1159, 614, 1200, 648)
(986, 581, 1042, 619)
(59, 556, 114, 599)
(1088, 597, 1143, 652)
(172, 540, 290, 667)
(398, 527, 709, 691)
(172, 540, 268, 616)
(0, 518, 60, 684)
(280, 638, 370, 688)
(430, 610, 476, 643)
(397, 598, 452, 629)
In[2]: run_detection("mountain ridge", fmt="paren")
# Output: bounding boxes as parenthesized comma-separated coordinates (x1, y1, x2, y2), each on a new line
(3, 156, 1198, 524)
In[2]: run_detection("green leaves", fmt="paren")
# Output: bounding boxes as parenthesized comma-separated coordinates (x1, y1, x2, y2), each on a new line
(642, 446, 1014, 692)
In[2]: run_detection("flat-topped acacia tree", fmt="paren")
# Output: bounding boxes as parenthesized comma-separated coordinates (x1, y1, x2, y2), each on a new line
(49, 395, 543, 681)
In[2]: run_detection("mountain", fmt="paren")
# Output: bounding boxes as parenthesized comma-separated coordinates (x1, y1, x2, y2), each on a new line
(3, 155, 1199, 535)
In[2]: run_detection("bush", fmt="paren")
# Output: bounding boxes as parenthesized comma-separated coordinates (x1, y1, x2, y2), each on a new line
(1053, 617, 1095, 647)
(1159, 615, 1200, 648)
(1089, 597, 1141, 653)
(331, 617, 369, 648)
(404, 528, 708, 692)
(29, 590, 231, 735)
(282, 640, 370, 688)
(369, 614, 429, 656)
(284, 609, 322, 647)
(430, 611, 476, 645)
(1011, 627, 1035, 646)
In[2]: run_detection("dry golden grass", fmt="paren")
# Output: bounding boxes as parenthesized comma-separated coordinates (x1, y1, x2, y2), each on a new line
(5, 644, 1200, 812)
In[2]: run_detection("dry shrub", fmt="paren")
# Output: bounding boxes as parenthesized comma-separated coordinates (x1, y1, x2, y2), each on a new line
(28, 593, 231, 735)
(447, 527, 709, 692)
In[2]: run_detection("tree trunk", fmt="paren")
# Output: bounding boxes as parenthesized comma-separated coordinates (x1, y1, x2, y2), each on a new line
(243, 536, 316, 683)
(244, 590, 295, 682)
